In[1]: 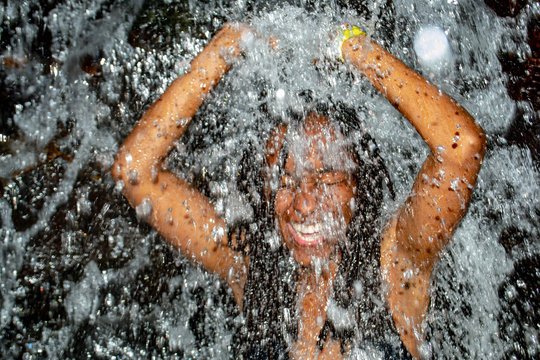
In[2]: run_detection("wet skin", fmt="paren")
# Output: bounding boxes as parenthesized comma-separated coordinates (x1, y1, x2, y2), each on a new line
(269, 113, 357, 268)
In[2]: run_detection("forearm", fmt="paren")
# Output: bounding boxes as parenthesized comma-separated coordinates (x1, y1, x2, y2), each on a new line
(342, 36, 485, 163)
(110, 25, 251, 295)
(112, 24, 247, 185)
(113, 68, 224, 183)
(345, 35, 486, 268)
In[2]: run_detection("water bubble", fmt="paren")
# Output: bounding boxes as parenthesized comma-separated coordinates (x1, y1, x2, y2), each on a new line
(114, 180, 125, 193)
(414, 25, 452, 71)
(104, 293, 114, 307)
(353, 280, 363, 296)
(64, 261, 103, 325)
(135, 197, 152, 220)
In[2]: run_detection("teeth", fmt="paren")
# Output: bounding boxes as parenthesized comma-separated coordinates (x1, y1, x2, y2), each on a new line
(289, 223, 323, 246)
(292, 223, 321, 235)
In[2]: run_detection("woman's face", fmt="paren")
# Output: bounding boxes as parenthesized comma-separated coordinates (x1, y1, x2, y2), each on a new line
(266, 113, 358, 268)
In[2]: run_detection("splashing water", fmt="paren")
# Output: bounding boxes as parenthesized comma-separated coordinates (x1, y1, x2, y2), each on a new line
(1, 0, 538, 358)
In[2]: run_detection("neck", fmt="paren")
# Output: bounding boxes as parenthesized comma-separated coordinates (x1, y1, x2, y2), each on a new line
(297, 250, 341, 285)
(297, 257, 339, 298)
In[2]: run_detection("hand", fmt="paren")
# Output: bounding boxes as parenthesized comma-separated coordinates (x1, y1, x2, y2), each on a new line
(208, 23, 253, 61)
(315, 24, 367, 68)
(334, 24, 367, 61)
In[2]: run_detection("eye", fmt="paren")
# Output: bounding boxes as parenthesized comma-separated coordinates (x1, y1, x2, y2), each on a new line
(318, 171, 349, 185)
(281, 174, 297, 188)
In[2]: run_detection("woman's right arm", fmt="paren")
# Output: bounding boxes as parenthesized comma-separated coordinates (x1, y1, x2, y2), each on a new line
(111, 24, 250, 306)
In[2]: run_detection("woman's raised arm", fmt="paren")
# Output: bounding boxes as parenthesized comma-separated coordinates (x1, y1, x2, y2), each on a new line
(342, 34, 486, 357)
(111, 24, 251, 306)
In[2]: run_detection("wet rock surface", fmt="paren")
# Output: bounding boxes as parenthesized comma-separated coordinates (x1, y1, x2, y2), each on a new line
(498, 255, 540, 359)
(484, 0, 529, 18)
(500, 15, 539, 165)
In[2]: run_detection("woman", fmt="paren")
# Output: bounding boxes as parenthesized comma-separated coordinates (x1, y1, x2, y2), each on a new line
(111, 23, 486, 359)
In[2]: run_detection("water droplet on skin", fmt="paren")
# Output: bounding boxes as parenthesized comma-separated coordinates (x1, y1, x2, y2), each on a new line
(136, 197, 152, 220)
(211, 226, 225, 241)
(403, 269, 413, 280)
(349, 197, 356, 212)
(450, 178, 460, 191)
(127, 169, 139, 185)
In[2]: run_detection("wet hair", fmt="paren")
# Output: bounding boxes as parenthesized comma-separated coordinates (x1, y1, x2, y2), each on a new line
(229, 93, 397, 357)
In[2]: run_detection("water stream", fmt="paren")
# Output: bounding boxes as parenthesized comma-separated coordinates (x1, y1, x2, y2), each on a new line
(1, 0, 538, 358)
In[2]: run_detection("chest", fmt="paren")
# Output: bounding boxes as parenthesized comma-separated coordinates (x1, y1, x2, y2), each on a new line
(290, 276, 344, 359)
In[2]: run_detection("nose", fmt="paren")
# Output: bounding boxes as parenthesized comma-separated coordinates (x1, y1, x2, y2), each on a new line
(293, 181, 317, 217)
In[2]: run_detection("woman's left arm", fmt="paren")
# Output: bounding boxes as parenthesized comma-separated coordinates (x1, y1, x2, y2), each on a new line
(342, 35, 486, 357)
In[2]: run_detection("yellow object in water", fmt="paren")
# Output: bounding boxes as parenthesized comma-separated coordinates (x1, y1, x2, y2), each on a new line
(338, 25, 366, 60)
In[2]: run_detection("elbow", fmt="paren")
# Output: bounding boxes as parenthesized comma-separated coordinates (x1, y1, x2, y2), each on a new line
(111, 146, 141, 189)
(462, 123, 486, 164)
(111, 147, 142, 205)
(111, 144, 158, 192)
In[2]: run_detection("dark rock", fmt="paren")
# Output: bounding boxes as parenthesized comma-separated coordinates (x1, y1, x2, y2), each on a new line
(498, 255, 540, 359)
(484, 0, 528, 18)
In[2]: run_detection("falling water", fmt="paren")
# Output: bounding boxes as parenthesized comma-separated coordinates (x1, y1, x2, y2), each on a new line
(1, 0, 538, 358)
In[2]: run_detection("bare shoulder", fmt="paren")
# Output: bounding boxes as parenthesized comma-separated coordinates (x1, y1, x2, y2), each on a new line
(380, 217, 431, 359)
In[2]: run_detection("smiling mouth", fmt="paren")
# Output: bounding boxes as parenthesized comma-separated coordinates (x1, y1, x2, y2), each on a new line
(288, 223, 323, 246)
